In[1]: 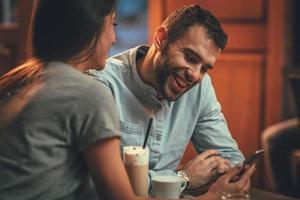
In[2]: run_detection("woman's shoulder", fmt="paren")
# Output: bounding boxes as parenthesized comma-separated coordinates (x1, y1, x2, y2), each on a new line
(40, 62, 114, 104)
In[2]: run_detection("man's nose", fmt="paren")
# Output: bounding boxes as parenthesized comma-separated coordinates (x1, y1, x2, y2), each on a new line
(186, 67, 203, 83)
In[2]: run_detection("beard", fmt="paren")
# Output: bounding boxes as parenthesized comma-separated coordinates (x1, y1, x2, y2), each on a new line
(154, 58, 172, 100)
(154, 53, 190, 101)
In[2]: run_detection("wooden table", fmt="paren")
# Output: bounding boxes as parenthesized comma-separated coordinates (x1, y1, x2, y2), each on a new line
(182, 187, 300, 199)
(250, 188, 300, 200)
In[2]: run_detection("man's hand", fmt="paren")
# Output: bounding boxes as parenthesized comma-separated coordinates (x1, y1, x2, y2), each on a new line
(182, 150, 231, 190)
(205, 164, 256, 199)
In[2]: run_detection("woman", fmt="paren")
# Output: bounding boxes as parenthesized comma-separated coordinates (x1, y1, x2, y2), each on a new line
(0, 0, 255, 199)
(0, 0, 118, 199)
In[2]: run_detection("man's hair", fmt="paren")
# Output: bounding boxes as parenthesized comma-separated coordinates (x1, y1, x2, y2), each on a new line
(161, 5, 227, 50)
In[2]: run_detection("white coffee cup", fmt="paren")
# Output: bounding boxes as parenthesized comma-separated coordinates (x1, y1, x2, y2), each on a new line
(151, 175, 187, 198)
(123, 146, 149, 197)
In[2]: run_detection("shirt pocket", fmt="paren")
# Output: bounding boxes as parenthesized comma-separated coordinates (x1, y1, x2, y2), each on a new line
(119, 120, 144, 147)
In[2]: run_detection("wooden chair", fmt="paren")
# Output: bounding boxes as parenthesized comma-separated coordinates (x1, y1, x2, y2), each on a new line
(291, 149, 300, 190)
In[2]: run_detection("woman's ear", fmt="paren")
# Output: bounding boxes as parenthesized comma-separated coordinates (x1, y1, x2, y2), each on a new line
(153, 26, 168, 51)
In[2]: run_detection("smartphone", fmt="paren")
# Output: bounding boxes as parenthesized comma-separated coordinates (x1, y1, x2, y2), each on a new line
(243, 149, 264, 166)
(230, 149, 264, 182)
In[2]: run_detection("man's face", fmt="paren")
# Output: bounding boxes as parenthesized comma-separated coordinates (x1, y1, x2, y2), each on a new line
(153, 25, 221, 101)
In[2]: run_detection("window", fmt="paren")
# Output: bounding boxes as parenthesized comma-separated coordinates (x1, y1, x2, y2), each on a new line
(0, 0, 17, 24)
(110, 0, 148, 56)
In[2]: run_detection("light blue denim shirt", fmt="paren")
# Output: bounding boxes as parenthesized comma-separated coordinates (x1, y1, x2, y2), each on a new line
(88, 45, 244, 181)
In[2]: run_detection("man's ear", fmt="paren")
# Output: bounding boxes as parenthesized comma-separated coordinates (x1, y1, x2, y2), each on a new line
(153, 26, 168, 51)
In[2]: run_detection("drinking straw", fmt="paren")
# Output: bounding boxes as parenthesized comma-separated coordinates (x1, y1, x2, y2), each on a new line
(143, 117, 153, 149)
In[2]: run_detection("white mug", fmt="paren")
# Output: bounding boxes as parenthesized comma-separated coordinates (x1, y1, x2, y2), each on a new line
(151, 175, 187, 198)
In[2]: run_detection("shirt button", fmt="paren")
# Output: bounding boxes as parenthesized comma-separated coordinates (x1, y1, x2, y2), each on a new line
(156, 133, 162, 142)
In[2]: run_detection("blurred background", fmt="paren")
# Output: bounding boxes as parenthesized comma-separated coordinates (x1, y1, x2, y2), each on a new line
(110, 0, 147, 55)
(0, 0, 299, 197)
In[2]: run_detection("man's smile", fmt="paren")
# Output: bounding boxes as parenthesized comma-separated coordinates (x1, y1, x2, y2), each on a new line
(169, 71, 190, 94)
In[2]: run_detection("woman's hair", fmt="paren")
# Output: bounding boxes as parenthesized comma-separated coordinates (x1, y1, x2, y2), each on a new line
(0, 0, 116, 97)
(32, 0, 116, 62)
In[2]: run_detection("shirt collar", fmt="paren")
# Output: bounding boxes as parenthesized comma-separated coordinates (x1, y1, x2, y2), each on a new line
(129, 45, 162, 103)
(128, 45, 173, 110)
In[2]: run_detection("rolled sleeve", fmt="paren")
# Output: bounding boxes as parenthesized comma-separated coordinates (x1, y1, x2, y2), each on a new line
(192, 75, 244, 165)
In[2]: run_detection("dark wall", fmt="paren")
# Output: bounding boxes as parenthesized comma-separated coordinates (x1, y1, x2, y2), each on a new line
(293, 0, 300, 66)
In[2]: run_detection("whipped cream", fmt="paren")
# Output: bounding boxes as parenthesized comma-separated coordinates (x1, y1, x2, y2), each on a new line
(123, 146, 149, 165)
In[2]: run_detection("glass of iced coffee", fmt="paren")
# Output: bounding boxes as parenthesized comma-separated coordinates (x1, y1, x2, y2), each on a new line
(123, 146, 149, 197)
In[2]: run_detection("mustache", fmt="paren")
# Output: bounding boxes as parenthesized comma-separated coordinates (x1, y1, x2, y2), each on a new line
(173, 68, 199, 85)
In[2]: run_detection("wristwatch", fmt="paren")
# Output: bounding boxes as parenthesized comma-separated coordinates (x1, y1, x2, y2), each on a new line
(177, 170, 190, 191)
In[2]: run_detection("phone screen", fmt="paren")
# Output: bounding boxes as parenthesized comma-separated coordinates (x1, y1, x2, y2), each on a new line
(229, 149, 264, 182)
(243, 149, 264, 165)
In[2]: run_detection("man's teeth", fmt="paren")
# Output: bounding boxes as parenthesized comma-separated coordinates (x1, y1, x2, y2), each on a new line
(174, 75, 186, 87)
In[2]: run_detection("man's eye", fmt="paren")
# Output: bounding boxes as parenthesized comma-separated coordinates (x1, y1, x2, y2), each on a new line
(185, 55, 198, 64)
(113, 22, 118, 26)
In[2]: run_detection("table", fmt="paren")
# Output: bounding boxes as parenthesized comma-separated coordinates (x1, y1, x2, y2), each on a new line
(250, 188, 300, 200)
(183, 188, 300, 200)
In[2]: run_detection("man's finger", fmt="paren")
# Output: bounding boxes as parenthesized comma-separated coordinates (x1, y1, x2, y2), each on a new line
(243, 179, 251, 191)
(238, 164, 256, 183)
(205, 156, 227, 169)
(217, 164, 228, 173)
(216, 159, 231, 173)
(243, 164, 250, 170)
(223, 165, 243, 181)
(196, 149, 220, 161)
(205, 156, 223, 169)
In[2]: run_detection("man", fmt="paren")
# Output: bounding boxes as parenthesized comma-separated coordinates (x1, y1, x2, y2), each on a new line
(88, 5, 244, 190)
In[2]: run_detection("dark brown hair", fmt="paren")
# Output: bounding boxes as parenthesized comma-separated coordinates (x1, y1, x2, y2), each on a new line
(0, 0, 116, 97)
(162, 5, 227, 50)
